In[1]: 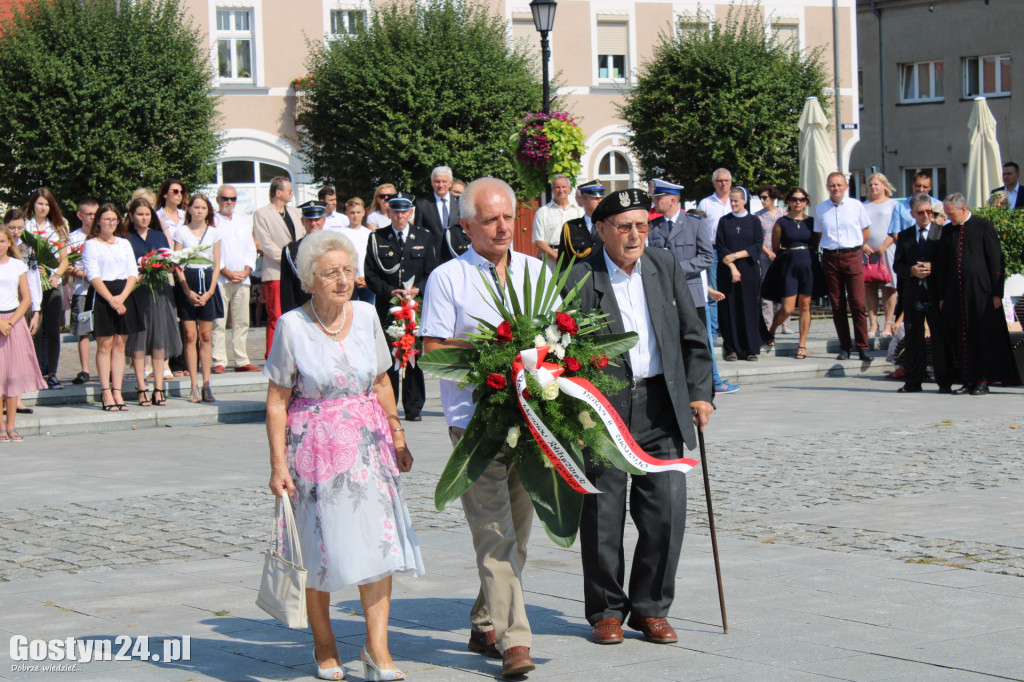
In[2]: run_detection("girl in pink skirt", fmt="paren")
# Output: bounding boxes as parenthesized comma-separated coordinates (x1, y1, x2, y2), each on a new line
(0, 217, 47, 441)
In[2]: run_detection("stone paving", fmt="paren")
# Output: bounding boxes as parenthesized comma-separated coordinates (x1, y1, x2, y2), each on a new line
(1, 374, 1023, 680)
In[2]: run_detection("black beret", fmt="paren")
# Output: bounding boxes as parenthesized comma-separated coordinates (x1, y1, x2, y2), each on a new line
(592, 188, 652, 223)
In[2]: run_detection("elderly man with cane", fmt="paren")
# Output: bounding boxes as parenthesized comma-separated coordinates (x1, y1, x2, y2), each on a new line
(564, 187, 717, 646)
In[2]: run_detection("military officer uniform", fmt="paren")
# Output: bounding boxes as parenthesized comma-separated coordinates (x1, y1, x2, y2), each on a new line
(557, 180, 606, 264)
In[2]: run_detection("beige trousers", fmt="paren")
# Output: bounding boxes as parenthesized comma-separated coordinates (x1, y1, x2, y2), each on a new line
(449, 426, 534, 652)
(211, 281, 251, 367)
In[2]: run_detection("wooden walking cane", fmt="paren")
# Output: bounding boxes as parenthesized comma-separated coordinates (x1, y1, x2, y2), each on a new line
(696, 421, 728, 634)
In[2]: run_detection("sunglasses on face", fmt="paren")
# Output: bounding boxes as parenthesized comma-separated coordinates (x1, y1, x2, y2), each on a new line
(913, 210, 934, 216)
(218, 196, 238, 202)
(379, 193, 396, 201)
(169, 188, 182, 195)
(758, 195, 771, 201)
(790, 197, 808, 203)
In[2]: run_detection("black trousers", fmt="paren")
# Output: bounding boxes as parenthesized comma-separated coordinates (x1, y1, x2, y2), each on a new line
(903, 295, 953, 390)
(388, 363, 425, 416)
(579, 375, 687, 624)
(34, 287, 63, 375)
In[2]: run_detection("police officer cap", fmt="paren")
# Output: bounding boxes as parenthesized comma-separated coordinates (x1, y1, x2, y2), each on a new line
(592, 188, 652, 223)
(578, 180, 606, 197)
(388, 192, 415, 211)
(650, 179, 684, 196)
(299, 200, 327, 219)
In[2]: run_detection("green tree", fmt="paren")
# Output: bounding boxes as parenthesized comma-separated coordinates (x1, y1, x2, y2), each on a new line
(621, 3, 829, 201)
(0, 0, 220, 207)
(298, 0, 543, 199)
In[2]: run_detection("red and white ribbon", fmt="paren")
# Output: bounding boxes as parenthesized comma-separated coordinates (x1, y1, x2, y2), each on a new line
(513, 346, 699, 494)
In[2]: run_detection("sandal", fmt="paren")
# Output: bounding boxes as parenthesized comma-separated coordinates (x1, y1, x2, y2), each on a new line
(795, 346, 807, 360)
(0, 431, 9, 442)
(100, 387, 117, 411)
(111, 388, 128, 411)
(137, 388, 152, 407)
(202, 386, 216, 403)
(724, 352, 738, 361)
(152, 389, 167, 406)
(189, 386, 201, 403)
(8, 430, 22, 441)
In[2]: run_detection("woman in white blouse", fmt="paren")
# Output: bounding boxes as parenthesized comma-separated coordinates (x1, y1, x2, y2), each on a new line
(155, 178, 188, 241)
(81, 203, 140, 411)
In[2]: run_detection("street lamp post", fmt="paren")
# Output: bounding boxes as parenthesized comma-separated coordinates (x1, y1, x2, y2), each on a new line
(530, 0, 557, 115)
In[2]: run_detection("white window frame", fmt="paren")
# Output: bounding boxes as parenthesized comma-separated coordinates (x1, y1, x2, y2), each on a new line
(211, 3, 264, 88)
(328, 8, 366, 36)
(963, 54, 1011, 98)
(215, 9, 255, 83)
(596, 149, 634, 192)
(594, 13, 632, 87)
(770, 17, 800, 48)
(899, 60, 944, 104)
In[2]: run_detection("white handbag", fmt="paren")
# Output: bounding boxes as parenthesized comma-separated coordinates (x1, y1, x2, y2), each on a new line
(255, 495, 308, 628)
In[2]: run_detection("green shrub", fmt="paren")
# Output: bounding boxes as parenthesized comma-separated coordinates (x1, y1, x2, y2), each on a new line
(973, 206, 1024, 276)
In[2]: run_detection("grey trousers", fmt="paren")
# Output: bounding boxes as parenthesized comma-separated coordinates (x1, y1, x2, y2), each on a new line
(449, 427, 534, 652)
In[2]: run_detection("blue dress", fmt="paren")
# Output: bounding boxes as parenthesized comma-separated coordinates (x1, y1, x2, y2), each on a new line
(125, 228, 183, 356)
(775, 216, 815, 298)
(716, 212, 766, 356)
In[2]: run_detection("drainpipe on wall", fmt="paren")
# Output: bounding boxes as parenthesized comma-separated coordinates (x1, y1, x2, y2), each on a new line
(871, 0, 885, 176)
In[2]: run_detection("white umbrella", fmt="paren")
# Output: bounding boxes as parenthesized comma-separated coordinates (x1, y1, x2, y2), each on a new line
(965, 97, 1003, 209)
(798, 96, 836, 217)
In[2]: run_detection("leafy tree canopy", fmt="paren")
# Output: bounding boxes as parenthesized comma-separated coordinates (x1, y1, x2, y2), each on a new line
(0, 0, 220, 208)
(298, 0, 543, 200)
(621, 3, 829, 201)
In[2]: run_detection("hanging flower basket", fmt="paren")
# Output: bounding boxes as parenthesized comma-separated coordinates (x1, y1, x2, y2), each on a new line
(511, 111, 586, 200)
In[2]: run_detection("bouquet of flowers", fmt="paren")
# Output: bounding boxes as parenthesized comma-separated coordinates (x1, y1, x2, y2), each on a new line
(419, 259, 699, 547)
(136, 245, 213, 297)
(20, 229, 75, 291)
(510, 111, 586, 199)
(385, 295, 420, 371)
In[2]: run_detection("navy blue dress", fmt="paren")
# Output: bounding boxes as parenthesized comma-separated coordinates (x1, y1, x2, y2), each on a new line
(125, 228, 183, 356)
(716, 212, 766, 356)
(775, 216, 815, 298)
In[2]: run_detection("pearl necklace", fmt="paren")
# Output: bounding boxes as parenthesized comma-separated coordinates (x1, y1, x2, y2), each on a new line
(311, 300, 347, 336)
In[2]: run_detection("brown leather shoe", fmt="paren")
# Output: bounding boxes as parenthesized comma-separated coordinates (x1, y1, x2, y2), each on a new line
(468, 629, 500, 658)
(501, 646, 535, 677)
(591, 618, 623, 644)
(627, 616, 678, 644)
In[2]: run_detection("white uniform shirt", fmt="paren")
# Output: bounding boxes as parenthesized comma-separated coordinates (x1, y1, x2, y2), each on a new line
(602, 249, 663, 379)
(342, 225, 372, 277)
(214, 212, 257, 285)
(420, 247, 548, 428)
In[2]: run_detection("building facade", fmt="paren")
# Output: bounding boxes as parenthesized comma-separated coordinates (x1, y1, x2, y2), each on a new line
(184, 0, 858, 212)
(851, 0, 1021, 200)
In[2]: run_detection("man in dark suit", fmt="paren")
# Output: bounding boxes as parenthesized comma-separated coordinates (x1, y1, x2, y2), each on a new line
(892, 194, 953, 394)
(991, 161, 1024, 209)
(364, 193, 438, 419)
(555, 179, 605, 263)
(414, 165, 461, 251)
(279, 201, 326, 314)
(564, 188, 714, 647)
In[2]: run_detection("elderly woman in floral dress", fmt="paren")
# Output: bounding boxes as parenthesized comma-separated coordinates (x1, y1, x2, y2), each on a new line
(265, 230, 423, 682)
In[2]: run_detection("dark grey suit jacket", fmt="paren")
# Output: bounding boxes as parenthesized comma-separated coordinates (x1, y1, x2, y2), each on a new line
(413, 194, 461, 246)
(647, 212, 714, 309)
(565, 246, 714, 451)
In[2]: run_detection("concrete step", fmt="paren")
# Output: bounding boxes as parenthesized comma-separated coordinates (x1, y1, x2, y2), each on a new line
(23, 372, 270, 407)
(13, 389, 270, 437)
(717, 348, 892, 386)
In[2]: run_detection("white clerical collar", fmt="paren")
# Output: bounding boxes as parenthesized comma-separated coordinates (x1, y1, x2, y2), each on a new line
(731, 210, 748, 218)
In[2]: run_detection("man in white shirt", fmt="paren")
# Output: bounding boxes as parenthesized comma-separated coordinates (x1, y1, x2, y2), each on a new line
(212, 185, 259, 372)
(532, 174, 583, 264)
(68, 198, 97, 384)
(319, 185, 350, 232)
(814, 172, 873, 361)
(421, 177, 546, 677)
(342, 197, 374, 303)
(696, 168, 733, 342)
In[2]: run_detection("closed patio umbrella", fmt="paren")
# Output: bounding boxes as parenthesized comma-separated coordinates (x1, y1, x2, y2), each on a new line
(965, 97, 1003, 209)
(798, 96, 835, 217)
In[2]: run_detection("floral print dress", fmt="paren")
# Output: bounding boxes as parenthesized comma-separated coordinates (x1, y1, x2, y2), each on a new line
(264, 301, 424, 591)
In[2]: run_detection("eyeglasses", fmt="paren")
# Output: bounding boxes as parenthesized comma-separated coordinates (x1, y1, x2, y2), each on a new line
(609, 221, 650, 234)
(758, 195, 771, 201)
(913, 210, 934, 216)
(378, 193, 396, 201)
(218, 196, 237, 202)
(790, 197, 808, 203)
(317, 267, 358, 281)
(169, 188, 182, 195)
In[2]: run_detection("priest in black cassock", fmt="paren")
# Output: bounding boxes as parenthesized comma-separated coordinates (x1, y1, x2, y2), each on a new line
(933, 193, 1019, 395)
(715, 188, 766, 361)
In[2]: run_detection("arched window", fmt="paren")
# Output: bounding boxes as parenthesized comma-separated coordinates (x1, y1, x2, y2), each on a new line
(597, 151, 633, 192)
